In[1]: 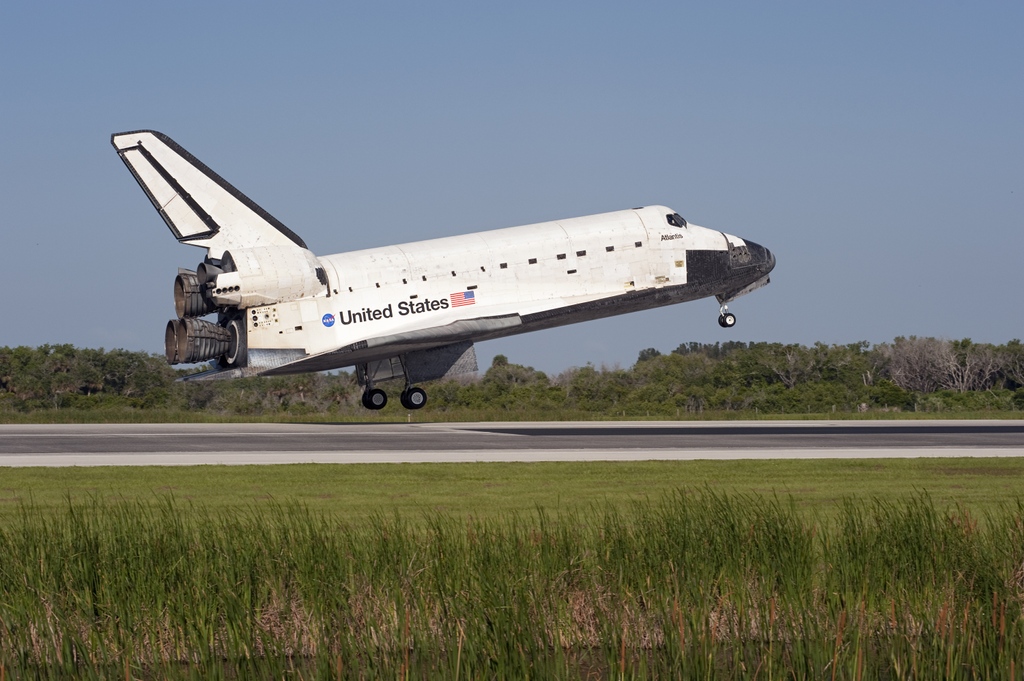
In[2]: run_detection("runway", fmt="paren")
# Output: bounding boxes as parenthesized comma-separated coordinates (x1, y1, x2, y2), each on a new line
(1, 420, 1022, 466)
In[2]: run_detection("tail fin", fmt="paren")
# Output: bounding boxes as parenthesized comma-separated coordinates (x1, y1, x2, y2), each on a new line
(111, 130, 307, 256)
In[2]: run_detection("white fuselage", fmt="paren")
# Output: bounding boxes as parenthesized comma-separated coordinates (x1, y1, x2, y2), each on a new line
(243, 206, 741, 361)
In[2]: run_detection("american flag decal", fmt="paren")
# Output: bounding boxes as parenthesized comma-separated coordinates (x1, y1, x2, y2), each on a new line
(450, 290, 476, 307)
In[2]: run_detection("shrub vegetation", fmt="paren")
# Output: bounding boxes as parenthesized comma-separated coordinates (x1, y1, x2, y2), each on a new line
(1, 338, 1023, 420)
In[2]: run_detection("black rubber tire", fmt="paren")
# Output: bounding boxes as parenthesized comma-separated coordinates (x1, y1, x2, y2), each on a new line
(400, 387, 428, 410)
(362, 388, 388, 410)
(722, 313, 736, 328)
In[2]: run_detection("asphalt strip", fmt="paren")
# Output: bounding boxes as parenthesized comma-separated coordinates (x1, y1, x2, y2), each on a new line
(2, 447, 1023, 467)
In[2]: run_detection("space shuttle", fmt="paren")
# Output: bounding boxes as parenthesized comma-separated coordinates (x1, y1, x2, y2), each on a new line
(111, 130, 775, 410)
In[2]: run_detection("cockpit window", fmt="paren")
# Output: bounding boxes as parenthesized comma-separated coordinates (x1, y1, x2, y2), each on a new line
(666, 213, 687, 228)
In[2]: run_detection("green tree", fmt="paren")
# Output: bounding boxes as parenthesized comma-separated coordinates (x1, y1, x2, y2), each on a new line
(636, 347, 661, 363)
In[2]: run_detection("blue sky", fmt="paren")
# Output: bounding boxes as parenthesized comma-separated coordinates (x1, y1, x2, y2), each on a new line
(2, 2, 1021, 373)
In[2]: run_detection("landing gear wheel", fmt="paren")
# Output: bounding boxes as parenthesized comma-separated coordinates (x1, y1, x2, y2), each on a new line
(718, 313, 737, 328)
(361, 388, 388, 410)
(400, 386, 428, 410)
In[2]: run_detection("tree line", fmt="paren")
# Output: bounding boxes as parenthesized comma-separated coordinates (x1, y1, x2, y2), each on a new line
(1, 337, 1023, 418)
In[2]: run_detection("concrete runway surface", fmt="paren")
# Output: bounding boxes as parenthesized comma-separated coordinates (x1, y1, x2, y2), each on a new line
(1, 420, 1022, 466)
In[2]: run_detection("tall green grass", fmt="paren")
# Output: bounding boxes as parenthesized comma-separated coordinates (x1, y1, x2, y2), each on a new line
(1, 492, 1021, 678)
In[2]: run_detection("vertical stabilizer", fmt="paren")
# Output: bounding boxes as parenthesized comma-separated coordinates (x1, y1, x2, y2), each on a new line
(111, 130, 307, 257)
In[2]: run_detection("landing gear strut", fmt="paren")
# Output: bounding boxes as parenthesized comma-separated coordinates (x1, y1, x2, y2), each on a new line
(718, 304, 736, 328)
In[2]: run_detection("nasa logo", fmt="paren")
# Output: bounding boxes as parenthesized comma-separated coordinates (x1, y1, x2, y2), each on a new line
(322, 313, 335, 328)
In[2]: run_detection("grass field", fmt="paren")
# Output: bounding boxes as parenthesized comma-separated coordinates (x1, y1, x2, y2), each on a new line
(2, 489, 1022, 678)
(3, 458, 1024, 678)
(2, 457, 1024, 524)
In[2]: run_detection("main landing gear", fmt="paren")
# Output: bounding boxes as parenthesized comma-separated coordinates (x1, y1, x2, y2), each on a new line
(362, 385, 429, 411)
(358, 357, 429, 411)
(718, 304, 737, 328)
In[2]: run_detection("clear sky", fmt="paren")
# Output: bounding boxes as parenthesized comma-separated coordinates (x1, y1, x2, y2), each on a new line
(2, 2, 1021, 374)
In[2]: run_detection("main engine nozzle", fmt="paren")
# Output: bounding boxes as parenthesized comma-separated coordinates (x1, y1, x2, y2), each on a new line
(164, 318, 231, 364)
(196, 261, 225, 285)
(174, 271, 218, 318)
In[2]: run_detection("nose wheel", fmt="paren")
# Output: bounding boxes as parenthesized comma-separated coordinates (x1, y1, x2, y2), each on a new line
(718, 305, 737, 328)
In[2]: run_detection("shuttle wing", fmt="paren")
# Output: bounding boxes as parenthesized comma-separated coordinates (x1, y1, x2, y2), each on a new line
(261, 314, 523, 375)
(110, 130, 307, 256)
(179, 313, 522, 381)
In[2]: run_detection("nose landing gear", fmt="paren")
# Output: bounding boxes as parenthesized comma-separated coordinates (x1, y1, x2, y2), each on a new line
(718, 304, 736, 328)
